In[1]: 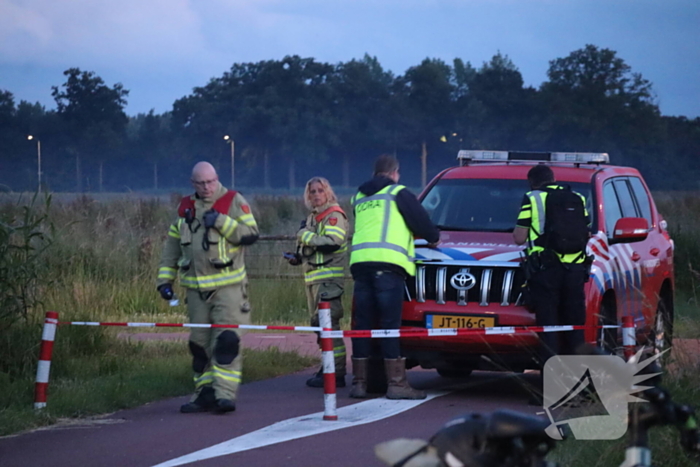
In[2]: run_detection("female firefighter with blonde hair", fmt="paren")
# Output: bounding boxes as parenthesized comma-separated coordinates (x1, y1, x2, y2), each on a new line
(286, 177, 349, 388)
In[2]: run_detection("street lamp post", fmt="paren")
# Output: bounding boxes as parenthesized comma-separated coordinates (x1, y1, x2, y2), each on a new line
(223, 135, 235, 189)
(27, 135, 41, 193)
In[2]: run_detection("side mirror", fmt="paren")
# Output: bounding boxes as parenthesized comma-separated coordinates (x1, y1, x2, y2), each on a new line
(610, 217, 649, 244)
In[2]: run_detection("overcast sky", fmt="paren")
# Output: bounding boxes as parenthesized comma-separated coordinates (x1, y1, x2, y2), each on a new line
(1, 0, 698, 118)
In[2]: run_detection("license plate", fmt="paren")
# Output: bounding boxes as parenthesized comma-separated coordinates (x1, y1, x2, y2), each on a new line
(427, 314, 496, 329)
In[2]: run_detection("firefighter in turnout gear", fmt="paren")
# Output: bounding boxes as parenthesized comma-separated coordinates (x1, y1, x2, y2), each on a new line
(513, 164, 590, 405)
(156, 161, 259, 414)
(349, 154, 440, 400)
(287, 177, 349, 388)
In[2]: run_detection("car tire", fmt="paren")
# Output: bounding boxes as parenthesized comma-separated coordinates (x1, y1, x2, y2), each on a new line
(650, 293, 673, 365)
(436, 368, 473, 379)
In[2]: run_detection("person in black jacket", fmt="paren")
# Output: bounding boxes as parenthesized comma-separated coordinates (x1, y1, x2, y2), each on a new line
(513, 164, 590, 405)
(348, 154, 440, 399)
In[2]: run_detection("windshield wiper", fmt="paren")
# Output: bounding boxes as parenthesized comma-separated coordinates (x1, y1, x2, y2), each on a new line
(435, 224, 472, 231)
(435, 224, 480, 232)
(435, 225, 514, 233)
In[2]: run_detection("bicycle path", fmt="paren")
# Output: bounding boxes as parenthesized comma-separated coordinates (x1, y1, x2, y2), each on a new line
(0, 368, 538, 467)
(2, 335, 696, 466)
(0, 332, 543, 467)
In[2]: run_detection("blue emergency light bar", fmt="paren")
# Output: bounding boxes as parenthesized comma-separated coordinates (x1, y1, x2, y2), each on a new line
(457, 150, 609, 166)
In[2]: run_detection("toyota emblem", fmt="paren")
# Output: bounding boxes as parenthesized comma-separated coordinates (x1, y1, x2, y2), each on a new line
(450, 271, 477, 291)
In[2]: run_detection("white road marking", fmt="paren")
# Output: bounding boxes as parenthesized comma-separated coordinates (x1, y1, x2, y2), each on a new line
(151, 391, 449, 467)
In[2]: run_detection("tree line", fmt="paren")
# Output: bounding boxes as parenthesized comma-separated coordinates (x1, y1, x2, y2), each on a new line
(1, 44, 698, 193)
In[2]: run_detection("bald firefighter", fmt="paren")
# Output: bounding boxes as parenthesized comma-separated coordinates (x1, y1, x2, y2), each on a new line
(287, 177, 349, 387)
(156, 161, 259, 414)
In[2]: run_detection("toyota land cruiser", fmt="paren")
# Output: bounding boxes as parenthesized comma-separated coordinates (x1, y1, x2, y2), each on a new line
(400, 150, 675, 377)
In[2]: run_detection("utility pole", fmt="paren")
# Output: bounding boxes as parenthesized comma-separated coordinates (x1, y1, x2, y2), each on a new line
(224, 135, 235, 188)
(37, 140, 42, 193)
(27, 135, 42, 193)
(421, 140, 427, 188)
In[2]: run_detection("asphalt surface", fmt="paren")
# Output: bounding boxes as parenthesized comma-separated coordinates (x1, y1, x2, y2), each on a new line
(0, 332, 545, 467)
(0, 371, 541, 467)
(7, 334, 696, 467)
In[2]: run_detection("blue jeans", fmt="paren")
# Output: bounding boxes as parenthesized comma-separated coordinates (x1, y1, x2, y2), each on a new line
(351, 269, 405, 359)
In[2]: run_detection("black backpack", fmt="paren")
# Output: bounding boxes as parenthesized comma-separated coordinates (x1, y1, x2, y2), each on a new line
(541, 185, 589, 255)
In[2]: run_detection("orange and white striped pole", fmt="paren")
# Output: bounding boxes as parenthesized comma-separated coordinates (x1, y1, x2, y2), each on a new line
(34, 311, 58, 409)
(318, 301, 337, 421)
(622, 315, 636, 361)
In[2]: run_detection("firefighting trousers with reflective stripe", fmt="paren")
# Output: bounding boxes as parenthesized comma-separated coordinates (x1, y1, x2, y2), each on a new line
(186, 283, 251, 401)
(305, 281, 347, 375)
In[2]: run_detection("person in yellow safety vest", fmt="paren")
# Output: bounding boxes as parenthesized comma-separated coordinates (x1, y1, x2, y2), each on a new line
(513, 164, 591, 406)
(156, 161, 259, 414)
(286, 177, 350, 388)
(349, 154, 440, 400)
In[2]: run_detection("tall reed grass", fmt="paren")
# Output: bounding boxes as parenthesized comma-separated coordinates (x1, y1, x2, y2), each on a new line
(0, 192, 339, 435)
(549, 340, 700, 467)
(655, 193, 700, 338)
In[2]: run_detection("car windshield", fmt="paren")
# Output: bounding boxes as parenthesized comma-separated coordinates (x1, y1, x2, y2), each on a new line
(420, 178, 592, 232)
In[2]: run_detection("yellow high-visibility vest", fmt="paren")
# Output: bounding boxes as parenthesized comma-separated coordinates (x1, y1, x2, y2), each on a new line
(350, 184, 415, 276)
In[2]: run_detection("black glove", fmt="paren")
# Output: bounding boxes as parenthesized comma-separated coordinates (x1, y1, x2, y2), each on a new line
(203, 210, 219, 228)
(158, 284, 174, 300)
(288, 253, 302, 266)
(299, 219, 307, 229)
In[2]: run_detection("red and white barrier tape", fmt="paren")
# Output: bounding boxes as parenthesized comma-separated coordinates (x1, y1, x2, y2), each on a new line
(59, 322, 322, 332)
(58, 321, 618, 337)
(321, 324, 618, 339)
(37, 312, 626, 414)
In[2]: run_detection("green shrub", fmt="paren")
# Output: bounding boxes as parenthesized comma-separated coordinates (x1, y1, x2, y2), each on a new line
(0, 193, 54, 377)
(0, 193, 53, 327)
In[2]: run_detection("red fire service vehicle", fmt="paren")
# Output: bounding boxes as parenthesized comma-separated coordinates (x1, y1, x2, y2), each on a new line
(400, 150, 674, 377)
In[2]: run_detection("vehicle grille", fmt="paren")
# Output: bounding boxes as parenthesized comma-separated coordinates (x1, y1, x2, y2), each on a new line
(405, 263, 525, 306)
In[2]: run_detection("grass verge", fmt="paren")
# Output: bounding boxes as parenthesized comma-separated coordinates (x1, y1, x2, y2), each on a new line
(674, 291, 700, 339)
(0, 339, 315, 437)
(549, 370, 700, 467)
(548, 338, 700, 467)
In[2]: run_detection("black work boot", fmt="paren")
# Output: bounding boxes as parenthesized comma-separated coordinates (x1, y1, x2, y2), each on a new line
(349, 358, 369, 399)
(305, 368, 346, 388)
(180, 386, 216, 413)
(215, 399, 236, 414)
